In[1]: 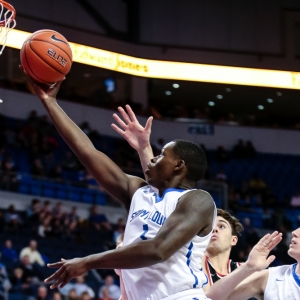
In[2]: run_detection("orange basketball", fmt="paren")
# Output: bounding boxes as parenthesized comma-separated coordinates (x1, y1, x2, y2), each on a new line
(20, 29, 73, 84)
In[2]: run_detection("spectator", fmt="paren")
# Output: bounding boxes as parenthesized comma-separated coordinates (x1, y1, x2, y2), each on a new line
(48, 165, 64, 183)
(0, 264, 11, 300)
(249, 174, 266, 193)
(113, 219, 125, 244)
(67, 206, 79, 223)
(51, 218, 63, 239)
(31, 158, 46, 177)
(4, 205, 22, 233)
(52, 292, 62, 300)
(0, 158, 19, 191)
(52, 202, 65, 220)
(89, 205, 111, 231)
(41, 200, 52, 217)
(290, 191, 300, 208)
(241, 217, 260, 247)
(232, 139, 246, 158)
(245, 140, 256, 158)
(27, 198, 41, 218)
(99, 287, 112, 300)
(20, 240, 45, 267)
(18, 256, 40, 290)
(73, 275, 95, 299)
(9, 268, 24, 292)
(152, 138, 164, 156)
(61, 151, 78, 171)
(67, 288, 77, 300)
(1, 239, 18, 263)
(37, 217, 52, 238)
(98, 275, 121, 300)
(215, 168, 227, 182)
(28, 285, 51, 300)
(215, 146, 229, 163)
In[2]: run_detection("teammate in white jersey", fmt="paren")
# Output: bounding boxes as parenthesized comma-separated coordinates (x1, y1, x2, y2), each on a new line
(215, 227, 300, 300)
(22, 71, 216, 300)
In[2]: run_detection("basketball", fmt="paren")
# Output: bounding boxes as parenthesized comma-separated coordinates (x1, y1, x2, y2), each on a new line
(20, 29, 73, 84)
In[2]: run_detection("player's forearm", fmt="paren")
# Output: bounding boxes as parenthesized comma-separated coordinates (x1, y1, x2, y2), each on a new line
(205, 263, 256, 300)
(42, 98, 95, 156)
(138, 144, 154, 178)
(84, 240, 163, 270)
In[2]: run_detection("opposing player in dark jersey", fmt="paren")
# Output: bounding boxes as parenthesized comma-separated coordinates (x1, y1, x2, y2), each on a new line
(202, 209, 243, 289)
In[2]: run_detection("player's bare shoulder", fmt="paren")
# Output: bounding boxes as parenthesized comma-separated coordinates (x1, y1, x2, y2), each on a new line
(178, 189, 215, 236)
(179, 189, 215, 207)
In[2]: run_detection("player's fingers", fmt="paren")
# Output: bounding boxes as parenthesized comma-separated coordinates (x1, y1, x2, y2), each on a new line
(267, 233, 282, 250)
(125, 105, 138, 122)
(145, 116, 153, 131)
(44, 266, 65, 283)
(47, 261, 65, 269)
(118, 106, 131, 123)
(58, 274, 72, 289)
(266, 255, 276, 266)
(50, 270, 67, 289)
(111, 124, 126, 137)
(259, 233, 271, 247)
(113, 113, 127, 129)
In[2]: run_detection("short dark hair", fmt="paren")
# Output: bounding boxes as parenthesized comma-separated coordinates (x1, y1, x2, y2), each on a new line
(172, 140, 207, 181)
(217, 209, 244, 237)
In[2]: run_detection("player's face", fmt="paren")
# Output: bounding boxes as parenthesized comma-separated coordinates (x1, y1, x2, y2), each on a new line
(288, 227, 300, 261)
(206, 216, 238, 254)
(145, 142, 178, 189)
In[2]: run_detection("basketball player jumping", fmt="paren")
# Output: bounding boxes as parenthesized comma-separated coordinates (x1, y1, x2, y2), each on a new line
(111, 106, 244, 292)
(21, 72, 282, 300)
(21, 69, 217, 300)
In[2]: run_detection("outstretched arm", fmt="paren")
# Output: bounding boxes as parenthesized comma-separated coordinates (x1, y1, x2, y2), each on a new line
(21, 68, 145, 209)
(111, 105, 154, 180)
(44, 190, 215, 289)
(205, 231, 282, 300)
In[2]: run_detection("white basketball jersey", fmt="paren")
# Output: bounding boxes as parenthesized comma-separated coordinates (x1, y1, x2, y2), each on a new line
(121, 185, 216, 300)
(264, 264, 300, 300)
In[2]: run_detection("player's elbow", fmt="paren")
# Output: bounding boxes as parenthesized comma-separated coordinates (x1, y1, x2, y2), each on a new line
(151, 243, 172, 263)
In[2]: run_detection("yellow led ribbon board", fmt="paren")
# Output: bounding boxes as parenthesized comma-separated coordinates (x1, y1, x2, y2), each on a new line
(2, 29, 300, 89)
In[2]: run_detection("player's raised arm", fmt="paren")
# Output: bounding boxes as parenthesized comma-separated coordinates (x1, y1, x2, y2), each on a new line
(111, 105, 154, 180)
(205, 231, 282, 300)
(20, 67, 146, 209)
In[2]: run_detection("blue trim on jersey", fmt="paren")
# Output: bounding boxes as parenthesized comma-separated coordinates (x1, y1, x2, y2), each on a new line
(292, 263, 300, 287)
(155, 188, 187, 203)
(201, 268, 208, 288)
(186, 242, 199, 288)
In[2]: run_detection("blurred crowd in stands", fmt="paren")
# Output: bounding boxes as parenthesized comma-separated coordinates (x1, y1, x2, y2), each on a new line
(0, 199, 125, 300)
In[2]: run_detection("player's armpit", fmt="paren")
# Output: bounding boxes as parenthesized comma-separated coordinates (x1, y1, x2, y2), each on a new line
(226, 269, 268, 300)
(76, 147, 147, 210)
(150, 190, 215, 261)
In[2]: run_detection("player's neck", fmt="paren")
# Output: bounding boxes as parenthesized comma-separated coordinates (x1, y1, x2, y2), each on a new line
(207, 250, 231, 275)
(157, 179, 194, 196)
